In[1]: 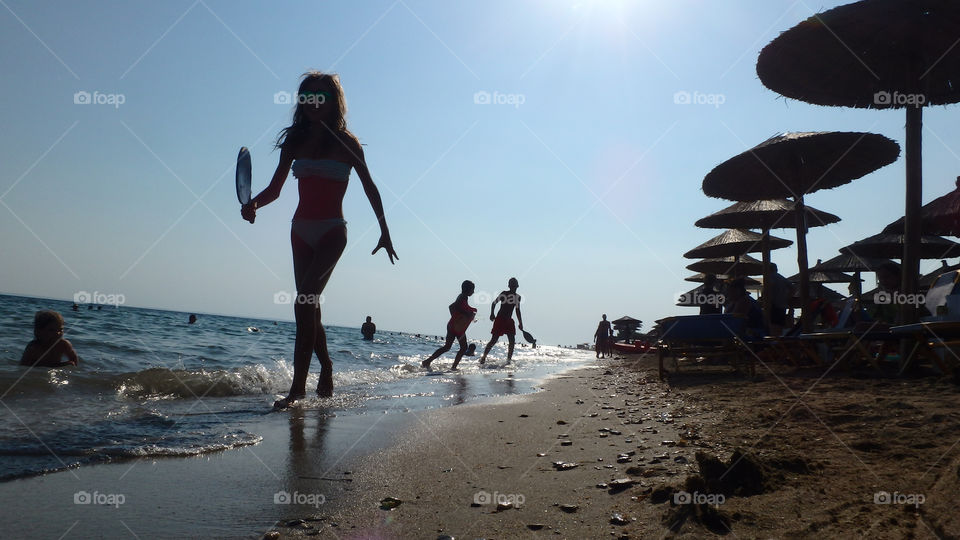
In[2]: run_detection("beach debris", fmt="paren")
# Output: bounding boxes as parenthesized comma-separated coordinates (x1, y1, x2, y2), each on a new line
(380, 497, 403, 510)
(610, 513, 629, 525)
(597, 482, 609, 489)
(661, 440, 676, 447)
(599, 432, 609, 438)
(536, 452, 547, 457)
(608, 478, 637, 493)
(559, 433, 569, 438)
(526, 523, 545, 530)
(599, 427, 610, 432)
(557, 420, 568, 425)
(560, 440, 573, 446)
(496, 501, 514, 512)
(674, 456, 689, 464)
(576, 399, 585, 404)
(437, 536, 456, 540)
(553, 461, 579, 470)
(262, 532, 280, 540)
(610, 430, 622, 435)
(617, 454, 632, 463)
(443, 468, 454, 473)
(588, 413, 599, 417)
(559, 504, 579, 513)
(519, 414, 529, 418)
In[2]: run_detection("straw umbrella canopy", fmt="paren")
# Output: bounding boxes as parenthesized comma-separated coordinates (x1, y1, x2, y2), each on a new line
(695, 199, 840, 326)
(701, 131, 900, 330)
(686, 255, 763, 277)
(685, 273, 762, 288)
(683, 229, 792, 259)
(813, 253, 894, 299)
(756, 0, 960, 319)
(883, 176, 960, 237)
(787, 269, 858, 284)
(840, 233, 960, 261)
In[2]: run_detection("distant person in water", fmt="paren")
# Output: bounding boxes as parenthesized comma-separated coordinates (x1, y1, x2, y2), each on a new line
(480, 278, 523, 365)
(360, 316, 376, 340)
(421, 280, 477, 370)
(594, 314, 612, 359)
(188, 314, 198, 324)
(20, 311, 79, 367)
(242, 71, 397, 408)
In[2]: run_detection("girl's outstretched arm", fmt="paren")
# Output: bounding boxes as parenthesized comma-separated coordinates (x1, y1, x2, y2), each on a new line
(242, 147, 294, 223)
(349, 140, 397, 264)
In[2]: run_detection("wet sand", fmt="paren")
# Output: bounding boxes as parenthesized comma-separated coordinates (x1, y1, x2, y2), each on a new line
(273, 354, 960, 539)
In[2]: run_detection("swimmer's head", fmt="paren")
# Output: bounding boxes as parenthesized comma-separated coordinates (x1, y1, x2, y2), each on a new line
(33, 310, 64, 340)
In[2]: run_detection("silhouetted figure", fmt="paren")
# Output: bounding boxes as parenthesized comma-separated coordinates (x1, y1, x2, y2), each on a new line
(480, 278, 523, 365)
(242, 72, 397, 409)
(360, 316, 376, 340)
(766, 264, 794, 334)
(20, 311, 79, 367)
(421, 281, 477, 370)
(700, 274, 723, 315)
(725, 278, 765, 337)
(188, 314, 198, 324)
(594, 314, 612, 359)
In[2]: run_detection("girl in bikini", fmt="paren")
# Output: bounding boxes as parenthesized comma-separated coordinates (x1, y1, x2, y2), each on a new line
(242, 72, 397, 408)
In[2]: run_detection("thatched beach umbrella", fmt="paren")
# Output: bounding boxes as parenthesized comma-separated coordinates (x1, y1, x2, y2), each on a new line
(787, 269, 858, 284)
(884, 176, 960, 237)
(683, 229, 792, 259)
(840, 233, 960, 261)
(695, 199, 840, 327)
(756, 0, 960, 318)
(686, 255, 763, 277)
(813, 253, 893, 299)
(685, 273, 762, 288)
(702, 131, 900, 330)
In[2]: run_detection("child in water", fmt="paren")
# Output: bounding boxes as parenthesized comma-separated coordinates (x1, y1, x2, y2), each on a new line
(421, 281, 477, 370)
(20, 310, 79, 367)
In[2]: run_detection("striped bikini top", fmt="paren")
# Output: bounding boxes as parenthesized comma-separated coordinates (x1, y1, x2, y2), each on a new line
(291, 159, 352, 181)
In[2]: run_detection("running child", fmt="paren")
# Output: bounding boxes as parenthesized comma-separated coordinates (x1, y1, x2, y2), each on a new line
(421, 280, 477, 370)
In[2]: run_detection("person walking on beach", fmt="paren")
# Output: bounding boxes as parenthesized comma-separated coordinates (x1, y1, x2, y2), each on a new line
(594, 314, 612, 359)
(421, 280, 477, 370)
(242, 71, 397, 408)
(20, 310, 80, 367)
(479, 278, 523, 365)
(360, 316, 376, 340)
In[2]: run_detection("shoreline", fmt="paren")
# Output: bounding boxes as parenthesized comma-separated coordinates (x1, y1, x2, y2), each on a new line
(275, 355, 960, 539)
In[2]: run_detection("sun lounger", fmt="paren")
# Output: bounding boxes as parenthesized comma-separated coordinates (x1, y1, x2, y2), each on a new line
(655, 314, 755, 379)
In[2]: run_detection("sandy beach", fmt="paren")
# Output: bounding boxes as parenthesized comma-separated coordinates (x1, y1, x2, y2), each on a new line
(271, 354, 960, 539)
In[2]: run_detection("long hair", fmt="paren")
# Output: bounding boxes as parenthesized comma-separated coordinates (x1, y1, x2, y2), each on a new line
(275, 71, 353, 151)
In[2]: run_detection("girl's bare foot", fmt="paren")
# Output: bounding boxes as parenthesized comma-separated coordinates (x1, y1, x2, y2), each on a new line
(274, 393, 306, 409)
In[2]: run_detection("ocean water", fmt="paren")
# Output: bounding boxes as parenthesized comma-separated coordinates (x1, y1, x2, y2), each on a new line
(0, 293, 591, 482)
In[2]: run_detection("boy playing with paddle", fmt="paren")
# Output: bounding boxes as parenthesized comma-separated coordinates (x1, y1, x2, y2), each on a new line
(421, 280, 477, 370)
(480, 277, 523, 365)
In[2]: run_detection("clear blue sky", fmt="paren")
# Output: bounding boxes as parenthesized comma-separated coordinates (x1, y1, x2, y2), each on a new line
(3, 1, 959, 345)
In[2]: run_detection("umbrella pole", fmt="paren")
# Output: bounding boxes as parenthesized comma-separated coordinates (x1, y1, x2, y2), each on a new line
(903, 105, 923, 325)
(761, 227, 772, 332)
(854, 270, 862, 301)
(794, 196, 811, 332)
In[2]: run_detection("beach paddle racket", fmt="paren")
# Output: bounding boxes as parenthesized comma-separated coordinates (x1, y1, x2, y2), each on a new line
(521, 329, 537, 345)
(236, 147, 252, 205)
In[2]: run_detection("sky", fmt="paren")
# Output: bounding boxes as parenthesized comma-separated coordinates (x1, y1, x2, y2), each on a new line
(3, 0, 960, 345)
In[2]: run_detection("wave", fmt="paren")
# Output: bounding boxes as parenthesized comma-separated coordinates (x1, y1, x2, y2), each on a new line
(0, 411, 261, 482)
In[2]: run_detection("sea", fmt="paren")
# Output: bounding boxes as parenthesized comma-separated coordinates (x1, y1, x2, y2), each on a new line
(0, 293, 592, 484)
